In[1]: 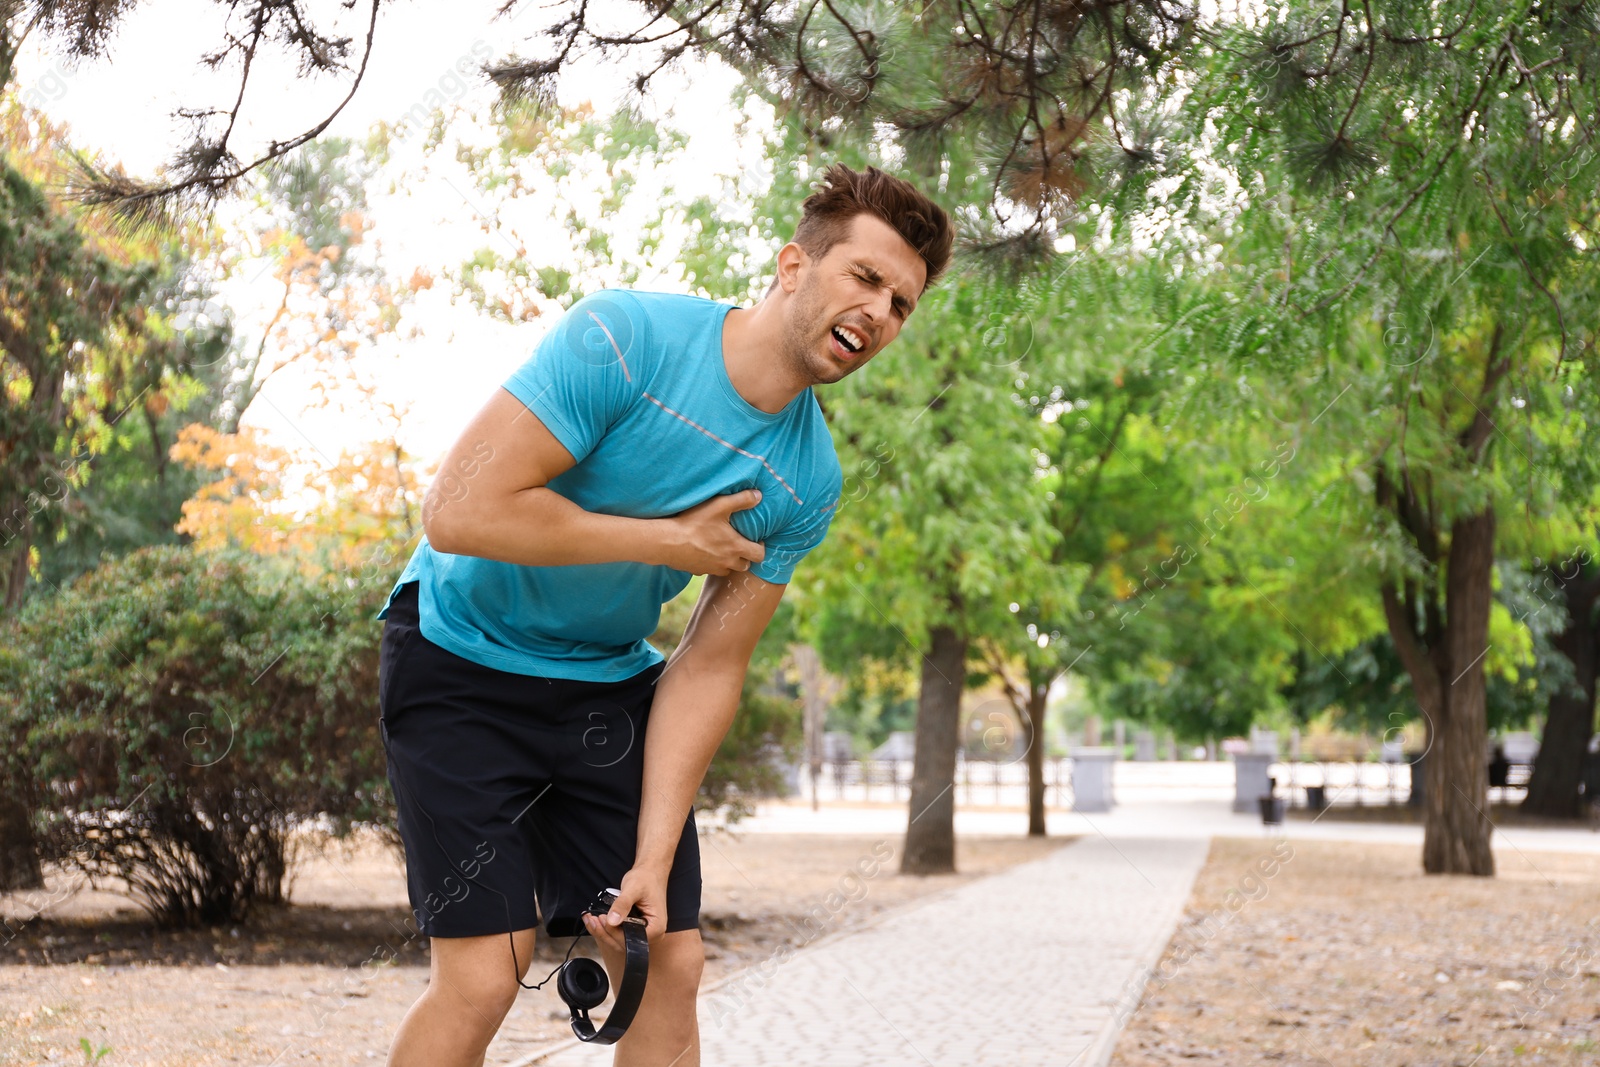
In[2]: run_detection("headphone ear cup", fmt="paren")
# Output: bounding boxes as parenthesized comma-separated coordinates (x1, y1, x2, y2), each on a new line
(557, 958, 610, 1012)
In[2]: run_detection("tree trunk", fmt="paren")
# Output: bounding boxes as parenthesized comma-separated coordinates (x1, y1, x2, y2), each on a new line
(0, 24, 18, 93)
(791, 644, 837, 814)
(1426, 508, 1497, 875)
(902, 624, 966, 875)
(0, 797, 42, 892)
(1, 538, 30, 615)
(1523, 560, 1599, 818)
(1026, 682, 1048, 837)
(1383, 507, 1497, 876)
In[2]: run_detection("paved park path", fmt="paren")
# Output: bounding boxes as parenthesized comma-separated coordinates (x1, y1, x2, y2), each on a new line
(524, 833, 1211, 1067)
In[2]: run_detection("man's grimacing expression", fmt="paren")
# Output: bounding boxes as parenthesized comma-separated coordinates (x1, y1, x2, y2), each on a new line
(781, 212, 929, 386)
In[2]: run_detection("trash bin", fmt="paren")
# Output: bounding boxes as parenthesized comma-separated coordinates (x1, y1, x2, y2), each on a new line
(1259, 794, 1286, 824)
(1232, 751, 1274, 812)
(1069, 747, 1117, 813)
(1305, 784, 1327, 811)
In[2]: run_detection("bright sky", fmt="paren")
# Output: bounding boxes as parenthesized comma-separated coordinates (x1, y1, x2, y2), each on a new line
(12, 0, 775, 486)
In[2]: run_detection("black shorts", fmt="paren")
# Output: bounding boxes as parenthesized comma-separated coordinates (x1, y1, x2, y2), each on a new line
(377, 580, 701, 940)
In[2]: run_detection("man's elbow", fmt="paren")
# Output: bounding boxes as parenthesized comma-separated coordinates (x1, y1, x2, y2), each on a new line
(669, 650, 753, 689)
(421, 493, 470, 555)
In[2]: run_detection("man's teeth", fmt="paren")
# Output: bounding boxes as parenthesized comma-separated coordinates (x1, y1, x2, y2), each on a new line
(832, 325, 864, 353)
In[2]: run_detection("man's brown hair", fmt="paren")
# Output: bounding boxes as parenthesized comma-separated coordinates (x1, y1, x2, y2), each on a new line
(790, 163, 954, 292)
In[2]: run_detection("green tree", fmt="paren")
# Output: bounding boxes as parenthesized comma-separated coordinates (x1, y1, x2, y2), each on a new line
(972, 254, 1187, 835)
(25, 245, 236, 592)
(1190, 0, 1600, 874)
(0, 81, 235, 605)
(0, 143, 169, 616)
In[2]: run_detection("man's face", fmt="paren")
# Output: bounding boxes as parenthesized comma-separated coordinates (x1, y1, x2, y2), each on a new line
(780, 213, 929, 386)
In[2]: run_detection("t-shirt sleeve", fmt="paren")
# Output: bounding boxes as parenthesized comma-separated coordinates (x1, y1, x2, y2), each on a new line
(748, 468, 844, 585)
(501, 290, 648, 464)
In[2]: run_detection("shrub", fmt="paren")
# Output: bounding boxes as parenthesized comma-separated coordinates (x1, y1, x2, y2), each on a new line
(0, 544, 391, 925)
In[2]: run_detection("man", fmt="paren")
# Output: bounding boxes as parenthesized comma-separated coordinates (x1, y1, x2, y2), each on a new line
(375, 163, 952, 1066)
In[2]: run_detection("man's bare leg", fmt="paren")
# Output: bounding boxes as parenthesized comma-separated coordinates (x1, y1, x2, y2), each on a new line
(386, 928, 536, 1067)
(596, 929, 705, 1067)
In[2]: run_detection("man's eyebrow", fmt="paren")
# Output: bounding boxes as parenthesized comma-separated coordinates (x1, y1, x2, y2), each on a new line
(848, 260, 915, 314)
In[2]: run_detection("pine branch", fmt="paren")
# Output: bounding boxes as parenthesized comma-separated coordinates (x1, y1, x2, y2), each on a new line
(1301, 31, 1514, 316)
(65, 0, 382, 226)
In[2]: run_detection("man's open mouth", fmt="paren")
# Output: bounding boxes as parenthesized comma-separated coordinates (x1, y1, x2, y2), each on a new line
(830, 324, 867, 355)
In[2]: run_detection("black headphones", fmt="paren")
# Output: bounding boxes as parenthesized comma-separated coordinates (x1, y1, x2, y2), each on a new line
(500, 888, 649, 1044)
(554, 887, 650, 1044)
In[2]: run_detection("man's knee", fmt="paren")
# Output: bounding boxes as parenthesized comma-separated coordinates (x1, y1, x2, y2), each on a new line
(433, 966, 519, 1029)
(653, 930, 705, 1001)
(461, 979, 521, 1034)
(429, 931, 535, 1027)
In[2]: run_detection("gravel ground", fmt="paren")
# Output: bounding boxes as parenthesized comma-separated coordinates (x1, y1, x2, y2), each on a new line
(1109, 835, 1600, 1067)
(0, 829, 1068, 1065)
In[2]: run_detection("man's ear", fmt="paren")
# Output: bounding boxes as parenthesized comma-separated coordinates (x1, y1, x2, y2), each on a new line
(774, 241, 808, 295)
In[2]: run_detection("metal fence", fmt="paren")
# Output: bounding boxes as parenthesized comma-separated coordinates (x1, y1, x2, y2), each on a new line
(802, 756, 1075, 808)
(791, 756, 1534, 810)
(1277, 758, 1531, 808)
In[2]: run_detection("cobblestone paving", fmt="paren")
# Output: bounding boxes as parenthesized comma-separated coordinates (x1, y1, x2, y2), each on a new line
(529, 834, 1210, 1067)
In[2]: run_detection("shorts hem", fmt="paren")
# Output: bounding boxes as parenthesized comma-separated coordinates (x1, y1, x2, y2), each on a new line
(415, 912, 543, 940)
(415, 913, 701, 939)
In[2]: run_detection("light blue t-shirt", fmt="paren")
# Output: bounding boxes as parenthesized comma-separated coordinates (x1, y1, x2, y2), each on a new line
(377, 289, 844, 682)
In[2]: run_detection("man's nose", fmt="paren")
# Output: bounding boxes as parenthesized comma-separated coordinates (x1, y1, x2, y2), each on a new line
(863, 286, 893, 322)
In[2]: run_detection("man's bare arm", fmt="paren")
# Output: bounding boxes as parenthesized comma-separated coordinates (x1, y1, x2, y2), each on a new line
(422, 387, 765, 576)
(588, 570, 787, 941)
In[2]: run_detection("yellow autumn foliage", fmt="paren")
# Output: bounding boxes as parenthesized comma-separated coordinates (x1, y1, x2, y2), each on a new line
(172, 422, 425, 575)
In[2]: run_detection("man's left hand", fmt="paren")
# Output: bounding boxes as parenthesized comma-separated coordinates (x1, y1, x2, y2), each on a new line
(582, 864, 669, 951)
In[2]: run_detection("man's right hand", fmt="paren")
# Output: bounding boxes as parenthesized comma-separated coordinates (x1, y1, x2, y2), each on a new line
(427, 390, 774, 571)
(660, 490, 766, 576)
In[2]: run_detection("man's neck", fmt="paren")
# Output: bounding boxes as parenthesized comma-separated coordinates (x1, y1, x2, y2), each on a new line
(721, 302, 809, 415)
